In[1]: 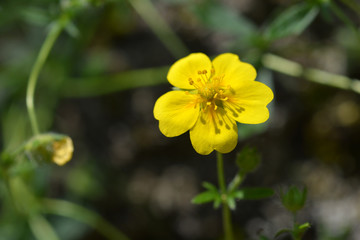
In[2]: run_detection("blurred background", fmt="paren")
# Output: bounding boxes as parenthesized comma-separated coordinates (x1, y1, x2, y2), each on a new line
(1, 0, 360, 239)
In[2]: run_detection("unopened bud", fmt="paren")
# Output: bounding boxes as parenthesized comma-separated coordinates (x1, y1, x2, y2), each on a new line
(236, 146, 261, 174)
(280, 186, 307, 214)
(25, 133, 74, 166)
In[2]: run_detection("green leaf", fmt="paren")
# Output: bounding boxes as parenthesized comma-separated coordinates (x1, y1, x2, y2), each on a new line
(42, 199, 130, 240)
(274, 228, 292, 238)
(193, 2, 256, 39)
(191, 191, 219, 205)
(213, 197, 222, 209)
(61, 66, 168, 97)
(293, 222, 311, 238)
(298, 222, 311, 230)
(202, 181, 218, 191)
(329, 1, 360, 38)
(227, 196, 236, 210)
(264, 3, 319, 41)
(28, 214, 60, 240)
(233, 187, 274, 200)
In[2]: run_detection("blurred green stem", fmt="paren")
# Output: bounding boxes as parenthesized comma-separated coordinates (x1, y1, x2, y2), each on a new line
(216, 152, 234, 240)
(29, 214, 60, 240)
(262, 53, 360, 94)
(26, 14, 69, 135)
(42, 198, 130, 240)
(128, 0, 189, 58)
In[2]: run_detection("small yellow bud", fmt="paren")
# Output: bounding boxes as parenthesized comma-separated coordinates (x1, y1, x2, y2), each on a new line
(52, 136, 74, 166)
(24, 133, 74, 166)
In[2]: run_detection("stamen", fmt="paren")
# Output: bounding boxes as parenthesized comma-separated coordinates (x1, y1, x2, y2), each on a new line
(189, 78, 194, 85)
(214, 105, 218, 110)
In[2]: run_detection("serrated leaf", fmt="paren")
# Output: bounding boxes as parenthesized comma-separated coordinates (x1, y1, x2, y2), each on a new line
(264, 3, 319, 41)
(233, 187, 274, 200)
(191, 191, 219, 205)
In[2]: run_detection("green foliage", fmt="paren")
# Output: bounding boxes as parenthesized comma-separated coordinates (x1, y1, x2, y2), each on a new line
(1, 0, 359, 239)
(264, 2, 319, 42)
(192, 1, 256, 40)
(280, 186, 307, 214)
(231, 188, 274, 200)
(274, 222, 311, 240)
(62, 66, 169, 97)
(191, 182, 222, 208)
(193, 147, 273, 211)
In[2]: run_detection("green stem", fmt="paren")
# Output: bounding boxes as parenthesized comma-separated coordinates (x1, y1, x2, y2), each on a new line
(28, 214, 60, 240)
(42, 198, 130, 240)
(262, 53, 360, 94)
(128, 0, 189, 58)
(216, 152, 234, 240)
(26, 14, 69, 135)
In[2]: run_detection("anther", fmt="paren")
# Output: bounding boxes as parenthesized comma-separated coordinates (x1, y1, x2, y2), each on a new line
(189, 78, 194, 85)
(214, 105, 218, 110)
(206, 101, 212, 106)
(202, 70, 207, 74)
(198, 70, 202, 75)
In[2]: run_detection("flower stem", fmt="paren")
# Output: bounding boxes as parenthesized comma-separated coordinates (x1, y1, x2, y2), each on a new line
(216, 151, 234, 240)
(26, 14, 69, 135)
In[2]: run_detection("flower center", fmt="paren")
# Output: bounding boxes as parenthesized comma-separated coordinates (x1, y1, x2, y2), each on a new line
(188, 69, 229, 111)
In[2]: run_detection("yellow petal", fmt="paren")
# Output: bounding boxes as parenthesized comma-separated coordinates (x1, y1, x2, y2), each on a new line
(154, 91, 199, 137)
(224, 81, 274, 124)
(167, 53, 212, 89)
(190, 108, 238, 155)
(212, 53, 257, 88)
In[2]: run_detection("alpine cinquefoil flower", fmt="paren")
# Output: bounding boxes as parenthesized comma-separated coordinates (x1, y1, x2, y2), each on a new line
(154, 53, 273, 155)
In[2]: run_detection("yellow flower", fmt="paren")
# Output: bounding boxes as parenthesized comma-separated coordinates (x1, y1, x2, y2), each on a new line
(153, 53, 273, 155)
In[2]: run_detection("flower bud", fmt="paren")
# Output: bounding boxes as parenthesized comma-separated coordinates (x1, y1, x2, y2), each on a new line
(25, 133, 74, 166)
(280, 186, 307, 214)
(236, 146, 261, 174)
